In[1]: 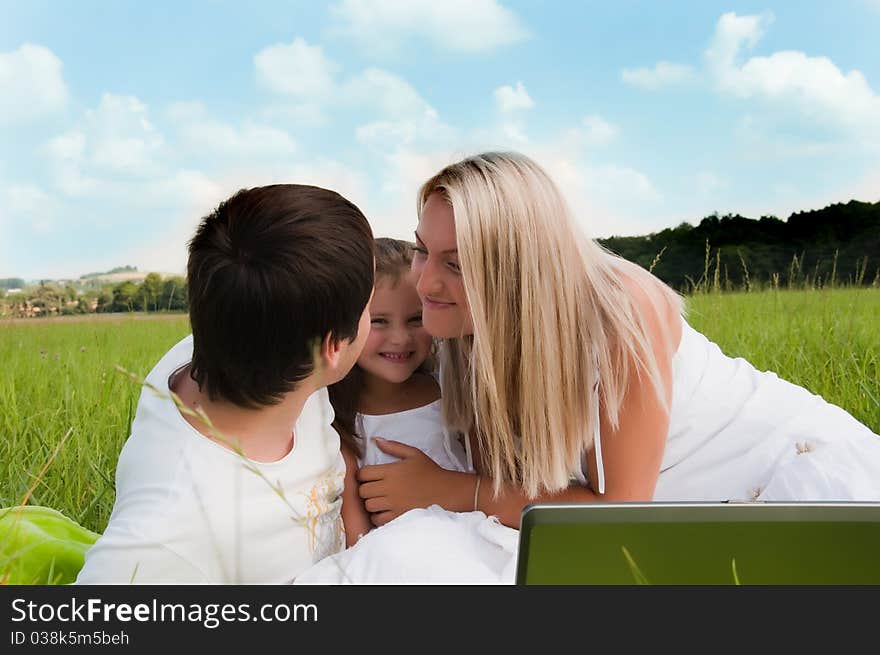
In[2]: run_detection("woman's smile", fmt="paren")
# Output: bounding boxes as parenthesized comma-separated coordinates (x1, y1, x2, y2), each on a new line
(423, 296, 456, 309)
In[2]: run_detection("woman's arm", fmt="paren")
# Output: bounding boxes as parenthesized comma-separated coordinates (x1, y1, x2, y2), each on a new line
(340, 444, 372, 546)
(358, 440, 601, 528)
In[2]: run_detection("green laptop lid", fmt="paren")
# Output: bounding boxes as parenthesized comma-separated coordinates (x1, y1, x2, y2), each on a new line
(516, 502, 880, 585)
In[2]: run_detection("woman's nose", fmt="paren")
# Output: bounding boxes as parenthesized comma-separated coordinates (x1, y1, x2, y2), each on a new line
(415, 258, 442, 298)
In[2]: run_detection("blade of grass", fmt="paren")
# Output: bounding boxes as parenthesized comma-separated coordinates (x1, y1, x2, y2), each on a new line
(621, 546, 651, 585)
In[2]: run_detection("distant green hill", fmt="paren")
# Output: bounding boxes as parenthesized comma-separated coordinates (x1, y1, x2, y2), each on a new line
(79, 265, 138, 280)
(599, 200, 880, 291)
(0, 278, 25, 290)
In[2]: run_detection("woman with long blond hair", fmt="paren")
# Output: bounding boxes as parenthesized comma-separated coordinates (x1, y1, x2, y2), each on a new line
(297, 151, 880, 584)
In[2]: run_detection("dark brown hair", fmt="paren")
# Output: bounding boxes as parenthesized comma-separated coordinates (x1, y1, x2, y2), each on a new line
(329, 238, 434, 456)
(187, 184, 374, 408)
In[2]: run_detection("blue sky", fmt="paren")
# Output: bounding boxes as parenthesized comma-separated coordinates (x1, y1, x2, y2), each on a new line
(2, 0, 879, 279)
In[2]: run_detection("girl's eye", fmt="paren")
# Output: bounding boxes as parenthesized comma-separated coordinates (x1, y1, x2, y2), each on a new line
(412, 246, 427, 257)
(371, 318, 387, 326)
(447, 261, 461, 273)
(408, 315, 423, 326)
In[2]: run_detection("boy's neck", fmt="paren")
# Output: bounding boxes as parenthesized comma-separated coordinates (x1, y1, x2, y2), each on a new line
(170, 364, 317, 463)
(357, 371, 440, 416)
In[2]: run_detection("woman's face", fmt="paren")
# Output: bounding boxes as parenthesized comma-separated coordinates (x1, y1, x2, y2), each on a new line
(412, 193, 474, 338)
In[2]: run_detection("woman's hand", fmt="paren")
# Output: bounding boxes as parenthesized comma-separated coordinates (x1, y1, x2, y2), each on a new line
(356, 438, 474, 526)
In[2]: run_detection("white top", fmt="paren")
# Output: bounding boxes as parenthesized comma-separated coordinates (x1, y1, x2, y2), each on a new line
(581, 316, 880, 501)
(75, 335, 346, 585)
(357, 400, 470, 472)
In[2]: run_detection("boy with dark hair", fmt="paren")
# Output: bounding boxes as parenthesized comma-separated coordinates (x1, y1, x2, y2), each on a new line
(76, 184, 374, 584)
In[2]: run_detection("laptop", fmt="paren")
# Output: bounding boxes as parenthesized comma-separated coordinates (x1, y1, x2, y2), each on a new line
(515, 502, 880, 585)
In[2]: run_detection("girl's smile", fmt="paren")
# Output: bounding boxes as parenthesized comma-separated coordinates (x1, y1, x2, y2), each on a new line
(379, 350, 417, 362)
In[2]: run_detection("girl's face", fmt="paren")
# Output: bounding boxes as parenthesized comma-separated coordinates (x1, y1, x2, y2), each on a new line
(412, 193, 474, 338)
(357, 274, 434, 384)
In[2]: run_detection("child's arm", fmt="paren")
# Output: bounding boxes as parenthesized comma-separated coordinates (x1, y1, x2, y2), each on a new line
(340, 443, 372, 547)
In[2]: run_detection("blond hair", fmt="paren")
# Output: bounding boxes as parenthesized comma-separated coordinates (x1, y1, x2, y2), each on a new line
(418, 152, 683, 498)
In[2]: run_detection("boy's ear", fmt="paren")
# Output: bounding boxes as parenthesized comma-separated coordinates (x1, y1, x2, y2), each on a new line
(319, 332, 343, 370)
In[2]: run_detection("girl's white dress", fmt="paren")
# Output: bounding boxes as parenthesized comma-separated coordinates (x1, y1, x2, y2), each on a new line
(295, 316, 880, 584)
(356, 400, 469, 473)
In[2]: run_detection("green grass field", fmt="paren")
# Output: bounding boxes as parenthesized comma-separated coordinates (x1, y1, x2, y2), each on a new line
(1, 288, 879, 536)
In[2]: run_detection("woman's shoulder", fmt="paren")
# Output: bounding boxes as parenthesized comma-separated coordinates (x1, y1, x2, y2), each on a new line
(611, 258, 683, 357)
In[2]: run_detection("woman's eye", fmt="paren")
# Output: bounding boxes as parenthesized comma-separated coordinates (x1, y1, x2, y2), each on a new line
(447, 261, 461, 273)
(412, 246, 427, 257)
(371, 318, 387, 326)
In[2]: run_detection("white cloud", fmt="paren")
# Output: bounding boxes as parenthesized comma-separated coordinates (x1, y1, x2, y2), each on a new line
(287, 159, 373, 213)
(151, 169, 226, 211)
(349, 69, 454, 148)
(581, 114, 619, 146)
(354, 111, 452, 151)
(44, 130, 101, 196)
(1, 184, 58, 233)
(367, 139, 664, 240)
(169, 99, 301, 157)
(330, 0, 529, 54)
(43, 94, 166, 201)
(252, 39, 452, 148)
(356, 121, 417, 147)
(254, 37, 339, 98)
(705, 12, 880, 145)
(530, 148, 663, 238)
(344, 68, 435, 118)
(621, 61, 697, 90)
(213, 122, 298, 156)
(585, 163, 661, 204)
(494, 81, 534, 113)
(369, 148, 460, 237)
(0, 43, 68, 124)
(851, 168, 880, 203)
(86, 94, 165, 175)
(499, 120, 529, 144)
(46, 131, 86, 162)
(704, 12, 771, 83)
(165, 100, 207, 123)
(115, 169, 227, 276)
(121, 159, 374, 276)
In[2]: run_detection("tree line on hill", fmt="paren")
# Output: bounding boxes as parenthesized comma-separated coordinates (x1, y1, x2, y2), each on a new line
(599, 199, 880, 292)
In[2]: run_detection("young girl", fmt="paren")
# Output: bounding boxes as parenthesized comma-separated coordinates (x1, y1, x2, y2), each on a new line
(333, 238, 470, 546)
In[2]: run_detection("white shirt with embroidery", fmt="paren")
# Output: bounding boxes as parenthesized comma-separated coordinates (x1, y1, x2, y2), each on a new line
(75, 335, 345, 585)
